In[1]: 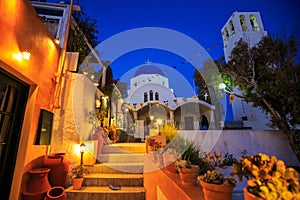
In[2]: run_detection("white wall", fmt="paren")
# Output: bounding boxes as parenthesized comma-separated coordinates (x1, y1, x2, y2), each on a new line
(179, 130, 299, 166)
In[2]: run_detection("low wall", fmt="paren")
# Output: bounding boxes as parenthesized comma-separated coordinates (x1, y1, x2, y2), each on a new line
(179, 130, 299, 167)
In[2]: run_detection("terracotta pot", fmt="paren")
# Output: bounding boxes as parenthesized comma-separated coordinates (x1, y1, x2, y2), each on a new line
(179, 165, 199, 186)
(27, 168, 51, 194)
(43, 153, 70, 187)
(244, 187, 262, 200)
(72, 177, 83, 190)
(200, 180, 234, 200)
(44, 186, 66, 200)
(163, 153, 177, 174)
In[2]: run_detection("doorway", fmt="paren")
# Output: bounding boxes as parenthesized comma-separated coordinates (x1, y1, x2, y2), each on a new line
(0, 68, 29, 199)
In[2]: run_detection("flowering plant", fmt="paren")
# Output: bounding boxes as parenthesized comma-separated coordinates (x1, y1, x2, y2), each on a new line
(231, 153, 300, 199)
(198, 152, 237, 186)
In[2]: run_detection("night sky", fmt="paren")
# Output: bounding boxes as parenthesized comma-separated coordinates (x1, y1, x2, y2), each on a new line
(76, 0, 300, 96)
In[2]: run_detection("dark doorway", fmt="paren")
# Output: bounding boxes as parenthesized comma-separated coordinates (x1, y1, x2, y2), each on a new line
(201, 116, 209, 130)
(184, 116, 194, 130)
(0, 68, 29, 199)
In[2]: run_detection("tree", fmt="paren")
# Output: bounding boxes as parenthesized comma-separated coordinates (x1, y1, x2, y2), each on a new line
(224, 35, 300, 160)
(67, 8, 99, 64)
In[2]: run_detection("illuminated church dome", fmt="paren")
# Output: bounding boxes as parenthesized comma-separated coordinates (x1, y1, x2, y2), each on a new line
(134, 64, 164, 77)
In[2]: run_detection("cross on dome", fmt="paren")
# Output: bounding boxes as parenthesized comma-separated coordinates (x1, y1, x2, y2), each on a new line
(145, 59, 152, 65)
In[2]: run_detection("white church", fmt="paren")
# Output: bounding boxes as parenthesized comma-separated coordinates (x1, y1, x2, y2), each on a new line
(111, 63, 216, 139)
(110, 11, 273, 140)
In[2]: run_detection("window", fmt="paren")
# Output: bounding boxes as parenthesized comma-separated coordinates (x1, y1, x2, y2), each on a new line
(229, 20, 235, 36)
(144, 92, 148, 102)
(239, 15, 248, 31)
(250, 15, 259, 31)
(149, 90, 153, 101)
(223, 27, 229, 43)
(155, 92, 159, 101)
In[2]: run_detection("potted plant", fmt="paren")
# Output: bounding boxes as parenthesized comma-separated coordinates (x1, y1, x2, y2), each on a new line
(159, 122, 178, 143)
(71, 165, 88, 190)
(147, 138, 163, 162)
(198, 152, 237, 200)
(231, 153, 300, 200)
(175, 141, 201, 186)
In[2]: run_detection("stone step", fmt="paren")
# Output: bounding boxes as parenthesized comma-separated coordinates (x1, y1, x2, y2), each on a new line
(86, 163, 144, 174)
(97, 153, 145, 163)
(65, 186, 145, 200)
(83, 173, 144, 187)
(101, 143, 146, 154)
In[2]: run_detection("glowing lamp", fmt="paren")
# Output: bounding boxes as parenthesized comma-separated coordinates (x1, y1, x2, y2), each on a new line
(22, 51, 31, 60)
(80, 143, 86, 166)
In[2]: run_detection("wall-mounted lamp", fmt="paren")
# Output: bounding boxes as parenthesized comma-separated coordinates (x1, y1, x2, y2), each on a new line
(13, 51, 31, 61)
(22, 51, 31, 60)
(80, 143, 86, 166)
(54, 38, 60, 45)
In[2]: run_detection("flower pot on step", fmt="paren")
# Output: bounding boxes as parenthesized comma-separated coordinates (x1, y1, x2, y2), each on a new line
(179, 165, 199, 186)
(72, 177, 83, 190)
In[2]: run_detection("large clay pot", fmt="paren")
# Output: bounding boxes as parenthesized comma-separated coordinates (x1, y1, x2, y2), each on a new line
(179, 165, 199, 186)
(27, 168, 51, 194)
(43, 153, 70, 187)
(244, 187, 262, 200)
(44, 186, 66, 200)
(72, 177, 84, 190)
(163, 153, 177, 174)
(200, 180, 234, 200)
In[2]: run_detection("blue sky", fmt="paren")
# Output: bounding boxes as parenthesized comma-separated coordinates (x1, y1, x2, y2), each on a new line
(77, 0, 300, 96)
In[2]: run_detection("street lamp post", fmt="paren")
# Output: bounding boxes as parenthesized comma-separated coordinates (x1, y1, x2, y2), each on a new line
(80, 143, 86, 166)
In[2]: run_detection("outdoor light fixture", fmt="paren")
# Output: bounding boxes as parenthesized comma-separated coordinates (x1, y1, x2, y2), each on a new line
(54, 38, 60, 45)
(156, 118, 163, 133)
(218, 83, 232, 94)
(80, 143, 86, 166)
(13, 51, 31, 61)
(150, 115, 154, 121)
(22, 51, 31, 60)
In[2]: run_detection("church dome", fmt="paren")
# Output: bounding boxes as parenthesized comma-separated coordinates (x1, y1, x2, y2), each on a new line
(134, 64, 164, 77)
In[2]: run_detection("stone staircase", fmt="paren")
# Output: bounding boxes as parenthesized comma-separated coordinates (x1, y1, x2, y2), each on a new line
(65, 143, 146, 200)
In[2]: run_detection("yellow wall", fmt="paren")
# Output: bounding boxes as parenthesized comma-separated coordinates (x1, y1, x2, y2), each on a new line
(0, 0, 60, 199)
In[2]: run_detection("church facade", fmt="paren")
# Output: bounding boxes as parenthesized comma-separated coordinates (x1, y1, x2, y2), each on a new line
(111, 64, 215, 140)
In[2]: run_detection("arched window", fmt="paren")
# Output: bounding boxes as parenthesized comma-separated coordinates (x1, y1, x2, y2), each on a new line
(239, 15, 248, 31)
(155, 92, 159, 101)
(223, 27, 229, 43)
(229, 20, 235, 36)
(149, 90, 153, 101)
(250, 15, 259, 31)
(144, 92, 148, 102)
